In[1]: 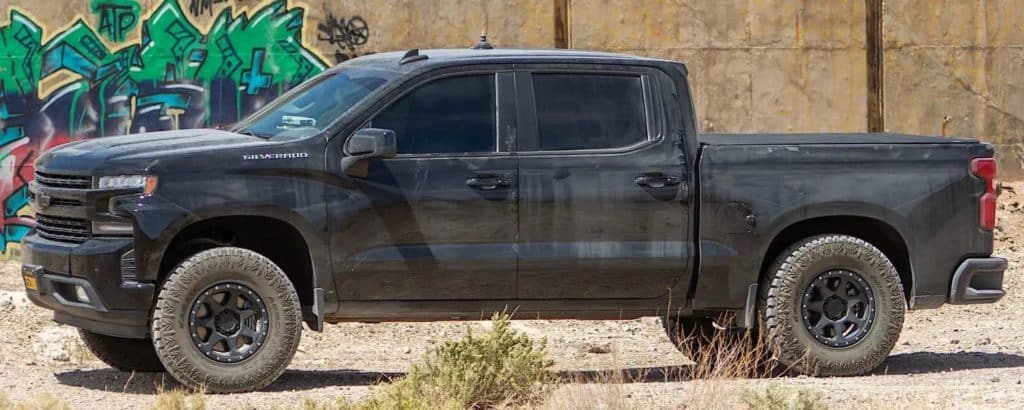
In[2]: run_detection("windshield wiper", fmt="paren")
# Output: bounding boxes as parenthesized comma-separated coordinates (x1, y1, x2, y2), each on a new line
(236, 129, 268, 138)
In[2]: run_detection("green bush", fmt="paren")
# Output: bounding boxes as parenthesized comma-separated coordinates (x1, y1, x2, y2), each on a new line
(360, 313, 556, 409)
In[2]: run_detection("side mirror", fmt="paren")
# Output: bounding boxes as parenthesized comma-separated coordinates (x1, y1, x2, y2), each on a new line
(342, 128, 397, 177)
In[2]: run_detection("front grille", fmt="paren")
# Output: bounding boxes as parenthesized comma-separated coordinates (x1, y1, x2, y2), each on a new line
(50, 198, 84, 207)
(34, 172, 92, 189)
(35, 214, 91, 243)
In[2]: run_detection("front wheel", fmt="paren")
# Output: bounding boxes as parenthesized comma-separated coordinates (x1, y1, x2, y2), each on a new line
(761, 234, 905, 376)
(151, 247, 302, 393)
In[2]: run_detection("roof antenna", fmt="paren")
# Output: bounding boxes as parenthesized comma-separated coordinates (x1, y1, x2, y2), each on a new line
(400, 48, 428, 65)
(472, 30, 493, 50)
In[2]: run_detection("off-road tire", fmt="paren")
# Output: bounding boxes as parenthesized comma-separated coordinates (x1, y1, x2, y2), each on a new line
(78, 329, 164, 372)
(761, 234, 905, 376)
(151, 247, 302, 393)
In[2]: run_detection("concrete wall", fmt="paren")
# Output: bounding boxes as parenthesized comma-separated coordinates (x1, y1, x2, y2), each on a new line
(0, 0, 1020, 252)
(568, 0, 868, 134)
(883, 0, 1024, 174)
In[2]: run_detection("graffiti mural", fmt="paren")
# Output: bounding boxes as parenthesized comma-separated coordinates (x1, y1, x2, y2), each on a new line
(0, 0, 328, 252)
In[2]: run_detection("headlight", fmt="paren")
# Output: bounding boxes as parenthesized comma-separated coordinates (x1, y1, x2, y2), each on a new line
(98, 175, 158, 194)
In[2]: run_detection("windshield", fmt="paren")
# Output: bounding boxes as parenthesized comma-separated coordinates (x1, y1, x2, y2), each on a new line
(233, 67, 397, 140)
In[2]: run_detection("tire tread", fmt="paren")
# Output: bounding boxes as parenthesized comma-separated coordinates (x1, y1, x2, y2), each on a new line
(151, 247, 301, 393)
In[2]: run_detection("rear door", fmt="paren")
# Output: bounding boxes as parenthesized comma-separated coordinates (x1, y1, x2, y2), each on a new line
(327, 67, 519, 300)
(514, 65, 691, 299)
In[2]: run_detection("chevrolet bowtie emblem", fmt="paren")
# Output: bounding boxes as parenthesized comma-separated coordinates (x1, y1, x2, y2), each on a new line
(37, 192, 52, 208)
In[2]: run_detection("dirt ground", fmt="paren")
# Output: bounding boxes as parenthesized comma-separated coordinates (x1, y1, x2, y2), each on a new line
(2, 183, 1024, 409)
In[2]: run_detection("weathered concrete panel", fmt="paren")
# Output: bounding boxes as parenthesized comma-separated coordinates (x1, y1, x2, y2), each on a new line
(884, 0, 1024, 175)
(751, 48, 866, 133)
(748, 0, 865, 48)
(570, 0, 867, 134)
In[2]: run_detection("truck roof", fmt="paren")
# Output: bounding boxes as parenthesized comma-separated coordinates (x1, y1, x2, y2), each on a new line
(340, 48, 682, 74)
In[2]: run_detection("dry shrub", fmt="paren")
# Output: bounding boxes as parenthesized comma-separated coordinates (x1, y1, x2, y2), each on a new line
(152, 389, 206, 410)
(0, 392, 70, 410)
(741, 385, 826, 410)
(666, 321, 777, 409)
(535, 384, 629, 410)
(300, 397, 359, 410)
(535, 364, 632, 410)
(675, 326, 779, 380)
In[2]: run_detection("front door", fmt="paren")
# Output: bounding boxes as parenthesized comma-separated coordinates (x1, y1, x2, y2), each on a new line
(514, 67, 691, 299)
(327, 70, 518, 300)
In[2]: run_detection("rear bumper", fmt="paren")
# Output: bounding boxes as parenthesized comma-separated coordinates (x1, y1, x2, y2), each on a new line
(948, 257, 1007, 304)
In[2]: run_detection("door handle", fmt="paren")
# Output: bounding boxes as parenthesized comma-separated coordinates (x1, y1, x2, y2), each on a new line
(635, 173, 681, 188)
(466, 175, 512, 190)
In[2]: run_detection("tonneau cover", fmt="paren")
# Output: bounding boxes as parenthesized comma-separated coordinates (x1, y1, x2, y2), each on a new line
(700, 133, 978, 146)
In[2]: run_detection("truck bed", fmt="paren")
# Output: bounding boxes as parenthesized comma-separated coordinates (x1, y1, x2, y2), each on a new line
(691, 137, 994, 311)
(700, 133, 978, 146)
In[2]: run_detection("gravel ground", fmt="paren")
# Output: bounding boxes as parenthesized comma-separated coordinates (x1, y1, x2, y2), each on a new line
(1, 183, 1023, 409)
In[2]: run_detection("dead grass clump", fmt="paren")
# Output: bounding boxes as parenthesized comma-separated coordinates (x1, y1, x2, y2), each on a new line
(539, 320, 785, 409)
(741, 384, 826, 410)
(300, 397, 358, 410)
(0, 392, 70, 410)
(152, 389, 206, 410)
(535, 369, 631, 410)
(669, 320, 779, 380)
(667, 319, 790, 409)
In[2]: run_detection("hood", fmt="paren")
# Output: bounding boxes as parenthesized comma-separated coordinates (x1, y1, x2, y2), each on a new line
(36, 129, 270, 175)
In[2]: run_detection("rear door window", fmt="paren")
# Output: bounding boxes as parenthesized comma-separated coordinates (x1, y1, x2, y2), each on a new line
(524, 73, 648, 151)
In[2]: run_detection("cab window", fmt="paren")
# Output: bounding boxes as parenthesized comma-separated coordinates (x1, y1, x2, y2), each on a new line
(524, 73, 647, 151)
(373, 74, 497, 155)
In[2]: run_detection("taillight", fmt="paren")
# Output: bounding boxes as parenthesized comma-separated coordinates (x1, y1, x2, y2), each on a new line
(970, 157, 997, 230)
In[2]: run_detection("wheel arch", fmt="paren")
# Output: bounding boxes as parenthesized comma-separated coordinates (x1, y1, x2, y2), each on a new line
(758, 215, 913, 303)
(154, 213, 328, 324)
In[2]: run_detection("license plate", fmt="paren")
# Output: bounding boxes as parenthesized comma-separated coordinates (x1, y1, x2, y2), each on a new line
(23, 274, 37, 291)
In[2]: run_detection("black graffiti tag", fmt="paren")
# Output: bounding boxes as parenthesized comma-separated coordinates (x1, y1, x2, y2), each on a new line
(317, 13, 369, 63)
(189, 0, 231, 17)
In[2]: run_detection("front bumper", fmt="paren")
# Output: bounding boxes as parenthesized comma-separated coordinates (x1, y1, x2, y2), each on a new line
(948, 257, 1007, 304)
(22, 233, 154, 338)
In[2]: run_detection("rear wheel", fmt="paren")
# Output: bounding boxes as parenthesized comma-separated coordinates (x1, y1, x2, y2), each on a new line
(78, 329, 164, 372)
(151, 247, 302, 393)
(761, 234, 904, 376)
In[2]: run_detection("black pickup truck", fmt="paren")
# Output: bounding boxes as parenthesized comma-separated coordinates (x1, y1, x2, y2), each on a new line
(21, 48, 1006, 392)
